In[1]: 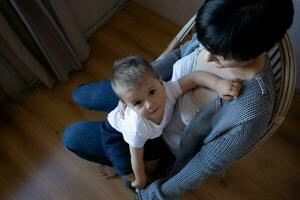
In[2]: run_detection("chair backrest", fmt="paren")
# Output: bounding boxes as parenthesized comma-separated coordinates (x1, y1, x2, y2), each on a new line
(248, 34, 296, 152)
(160, 15, 296, 154)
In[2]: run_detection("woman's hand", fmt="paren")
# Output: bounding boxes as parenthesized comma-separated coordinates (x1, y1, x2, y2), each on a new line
(216, 78, 242, 100)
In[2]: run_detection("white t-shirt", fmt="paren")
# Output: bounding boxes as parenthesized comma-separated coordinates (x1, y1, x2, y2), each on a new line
(107, 81, 183, 148)
(163, 47, 207, 153)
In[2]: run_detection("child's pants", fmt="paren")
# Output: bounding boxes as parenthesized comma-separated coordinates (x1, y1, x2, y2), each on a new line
(63, 118, 170, 175)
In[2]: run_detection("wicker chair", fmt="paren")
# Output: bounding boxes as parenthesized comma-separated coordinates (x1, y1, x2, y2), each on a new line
(159, 14, 296, 155)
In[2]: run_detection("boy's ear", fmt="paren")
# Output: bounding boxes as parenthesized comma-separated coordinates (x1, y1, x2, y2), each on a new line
(119, 98, 125, 104)
(159, 76, 164, 84)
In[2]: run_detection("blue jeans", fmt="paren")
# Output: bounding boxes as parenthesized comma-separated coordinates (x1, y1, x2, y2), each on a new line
(62, 36, 199, 175)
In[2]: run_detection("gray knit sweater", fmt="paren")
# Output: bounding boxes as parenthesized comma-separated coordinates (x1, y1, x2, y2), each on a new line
(138, 50, 276, 199)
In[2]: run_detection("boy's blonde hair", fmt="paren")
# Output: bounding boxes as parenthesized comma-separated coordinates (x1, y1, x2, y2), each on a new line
(111, 55, 159, 96)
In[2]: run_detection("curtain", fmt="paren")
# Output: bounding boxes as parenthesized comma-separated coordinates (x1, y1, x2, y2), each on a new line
(0, 0, 90, 103)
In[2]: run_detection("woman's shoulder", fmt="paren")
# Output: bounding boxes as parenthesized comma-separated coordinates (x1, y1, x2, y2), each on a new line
(229, 72, 275, 120)
(171, 48, 201, 81)
(239, 56, 275, 103)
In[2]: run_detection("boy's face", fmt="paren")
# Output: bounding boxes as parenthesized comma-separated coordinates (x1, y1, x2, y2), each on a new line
(119, 74, 166, 123)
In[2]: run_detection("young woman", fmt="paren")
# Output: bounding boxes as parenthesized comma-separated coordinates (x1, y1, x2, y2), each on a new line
(63, 0, 294, 199)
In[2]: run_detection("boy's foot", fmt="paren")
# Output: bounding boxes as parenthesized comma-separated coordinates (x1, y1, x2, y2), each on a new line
(98, 164, 117, 179)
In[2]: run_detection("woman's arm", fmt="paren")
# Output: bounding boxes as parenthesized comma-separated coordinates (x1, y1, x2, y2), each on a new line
(151, 34, 199, 81)
(138, 114, 271, 199)
(129, 146, 147, 189)
(152, 34, 199, 81)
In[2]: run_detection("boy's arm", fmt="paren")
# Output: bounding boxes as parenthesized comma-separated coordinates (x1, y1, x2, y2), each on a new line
(129, 146, 147, 189)
(178, 70, 242, 100)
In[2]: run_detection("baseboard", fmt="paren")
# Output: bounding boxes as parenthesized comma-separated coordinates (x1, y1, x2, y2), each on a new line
(16, 79, 42, 102)
(83, 0, 128, 39)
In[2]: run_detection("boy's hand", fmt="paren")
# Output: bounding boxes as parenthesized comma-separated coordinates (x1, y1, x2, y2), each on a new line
(216, 78, 242, 100)
(131, 176, 147, 189)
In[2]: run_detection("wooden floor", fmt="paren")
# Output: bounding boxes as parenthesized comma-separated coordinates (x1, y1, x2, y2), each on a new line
(1, 2, 300, 200)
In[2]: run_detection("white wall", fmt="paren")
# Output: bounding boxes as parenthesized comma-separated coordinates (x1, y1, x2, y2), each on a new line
(65, 0, 127, 38)
(134, 0, 300, 90)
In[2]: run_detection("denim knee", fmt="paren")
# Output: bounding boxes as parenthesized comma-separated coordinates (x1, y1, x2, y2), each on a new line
(62, 124, 75, 149)
(72, 80, 119, 112)
(71, 82, 100, 110)
(62, 122, 81, 150)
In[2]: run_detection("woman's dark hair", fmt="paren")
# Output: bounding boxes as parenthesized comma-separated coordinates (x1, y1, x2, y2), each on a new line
(195, 0, 294, 61)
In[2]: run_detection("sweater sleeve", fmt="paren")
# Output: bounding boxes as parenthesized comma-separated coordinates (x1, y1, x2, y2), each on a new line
(138, 113, 270, 200)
